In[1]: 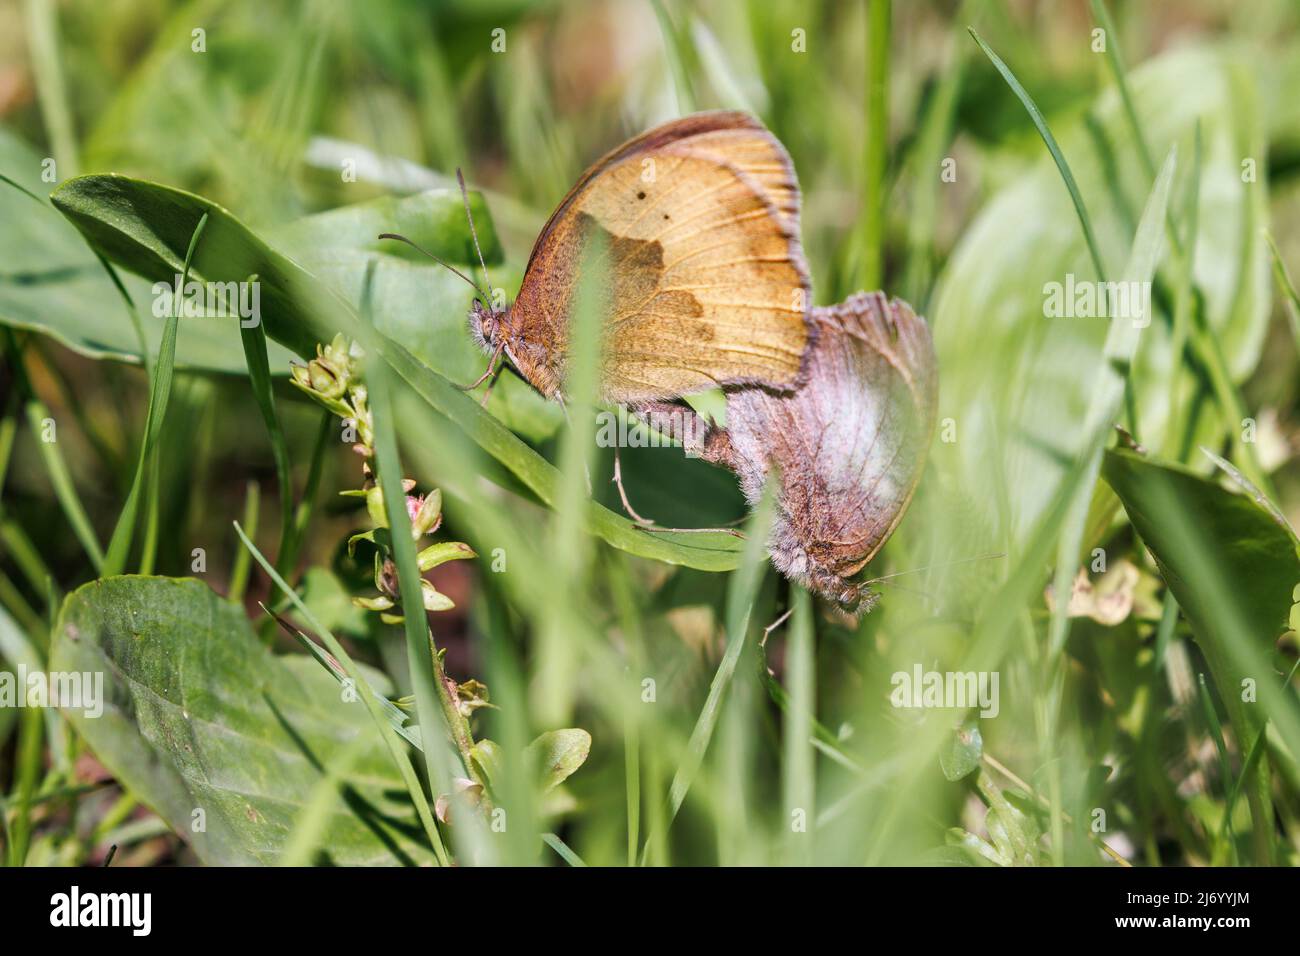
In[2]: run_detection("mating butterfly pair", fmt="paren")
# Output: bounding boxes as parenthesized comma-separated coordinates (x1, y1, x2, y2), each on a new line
(445, 112, 937, 610)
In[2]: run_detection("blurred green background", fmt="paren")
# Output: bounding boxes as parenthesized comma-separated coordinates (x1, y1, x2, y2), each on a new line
(2, 0, 1300, 867)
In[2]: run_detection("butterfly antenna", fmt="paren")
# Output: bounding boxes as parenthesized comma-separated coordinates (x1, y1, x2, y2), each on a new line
(457, 168, 494, 302)
(377, 232, 489, 305)
(868, 580, 938, 603)
(864, 551, 1005, 585)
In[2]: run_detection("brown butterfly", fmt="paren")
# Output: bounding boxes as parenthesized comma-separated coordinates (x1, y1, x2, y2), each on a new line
(459, 110, 817, 406)
(384, 114, 936, 610)
(659, 292, 938, 611)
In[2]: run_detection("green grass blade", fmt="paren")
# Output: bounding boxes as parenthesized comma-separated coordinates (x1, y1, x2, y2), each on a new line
(607, 557, 644, 866)
(1196, 672, 1235, 788)
(1196, 671, 1237, 861)
(902, 1, 981, 306)
(1, 326, 104, 573)
(1165, 122, 1202, 460)
(237, 283, 295, 572)
(22, 397, 103, 572)
(650, 0, 697, 113)
(861, 0, 891, 291)
(1047, 149, 1177, 662)
(0, 569, 42, 638)
(90, 251, 151, 377)
(360, 261, 475, 826)
(286, 410, 332, 573)
(1216, 656, 1300, 863)
(0, 604, 47, 865)
(781, 587, 815, 865)
(228, 481, 259, 602)
(23, 0, 79, 179)
(645, 485, 775, 860)
(1089, 0, 1156, 181)
(1266, 232, 1300, 363)
(969, 28, 1108, 282)
(103, 212, 210, 576)
(139, 455, 161, 575)
(0, 518, 51, 606)
(536, 225, 605, 727)
(542, 831, 588, 867)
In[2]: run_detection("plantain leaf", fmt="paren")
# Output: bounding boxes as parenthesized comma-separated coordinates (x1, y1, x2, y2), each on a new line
(1102, 448, 1300, 862)
(49, 576, 436, 865)
(51, 173, 339, 360)
(0, 126, 294, 373)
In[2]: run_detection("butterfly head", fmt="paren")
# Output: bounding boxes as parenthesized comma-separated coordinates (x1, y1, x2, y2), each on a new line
(468, 296, 510, 355)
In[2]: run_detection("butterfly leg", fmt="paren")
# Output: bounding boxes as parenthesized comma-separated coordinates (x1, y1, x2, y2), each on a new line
(611, 445, 657, 526)
(478, 359, 506, 408)
(760, 607, 794, 648)
(625, 400, 747, 538)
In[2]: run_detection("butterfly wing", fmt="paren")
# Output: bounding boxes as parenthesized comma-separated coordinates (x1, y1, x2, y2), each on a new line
(508, 111, 813, 403)
(721, 292, 938, 601)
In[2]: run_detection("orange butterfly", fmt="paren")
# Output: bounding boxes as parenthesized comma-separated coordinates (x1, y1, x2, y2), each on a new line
(464, 111, 817, 406)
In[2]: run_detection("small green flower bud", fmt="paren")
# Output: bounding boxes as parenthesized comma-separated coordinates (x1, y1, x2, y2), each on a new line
(417, 540, 475, 571)
(421, 579, 454, 611)
(309, 358, 346, 399)
(365, 485, 388, 529)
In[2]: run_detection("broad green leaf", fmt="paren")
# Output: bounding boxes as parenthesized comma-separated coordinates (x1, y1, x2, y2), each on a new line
(1102, 448, 1300, 862)
(0, 127, 292, 373)
(525, 729, 592, 793)
(49, 576, 435, 865)
(51, 173, 338, 360)
(931, 47, 1269, 550)
(270, 188, 503, 268)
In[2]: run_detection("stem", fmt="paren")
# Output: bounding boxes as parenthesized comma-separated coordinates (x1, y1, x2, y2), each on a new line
(430, 640, 487, 791)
